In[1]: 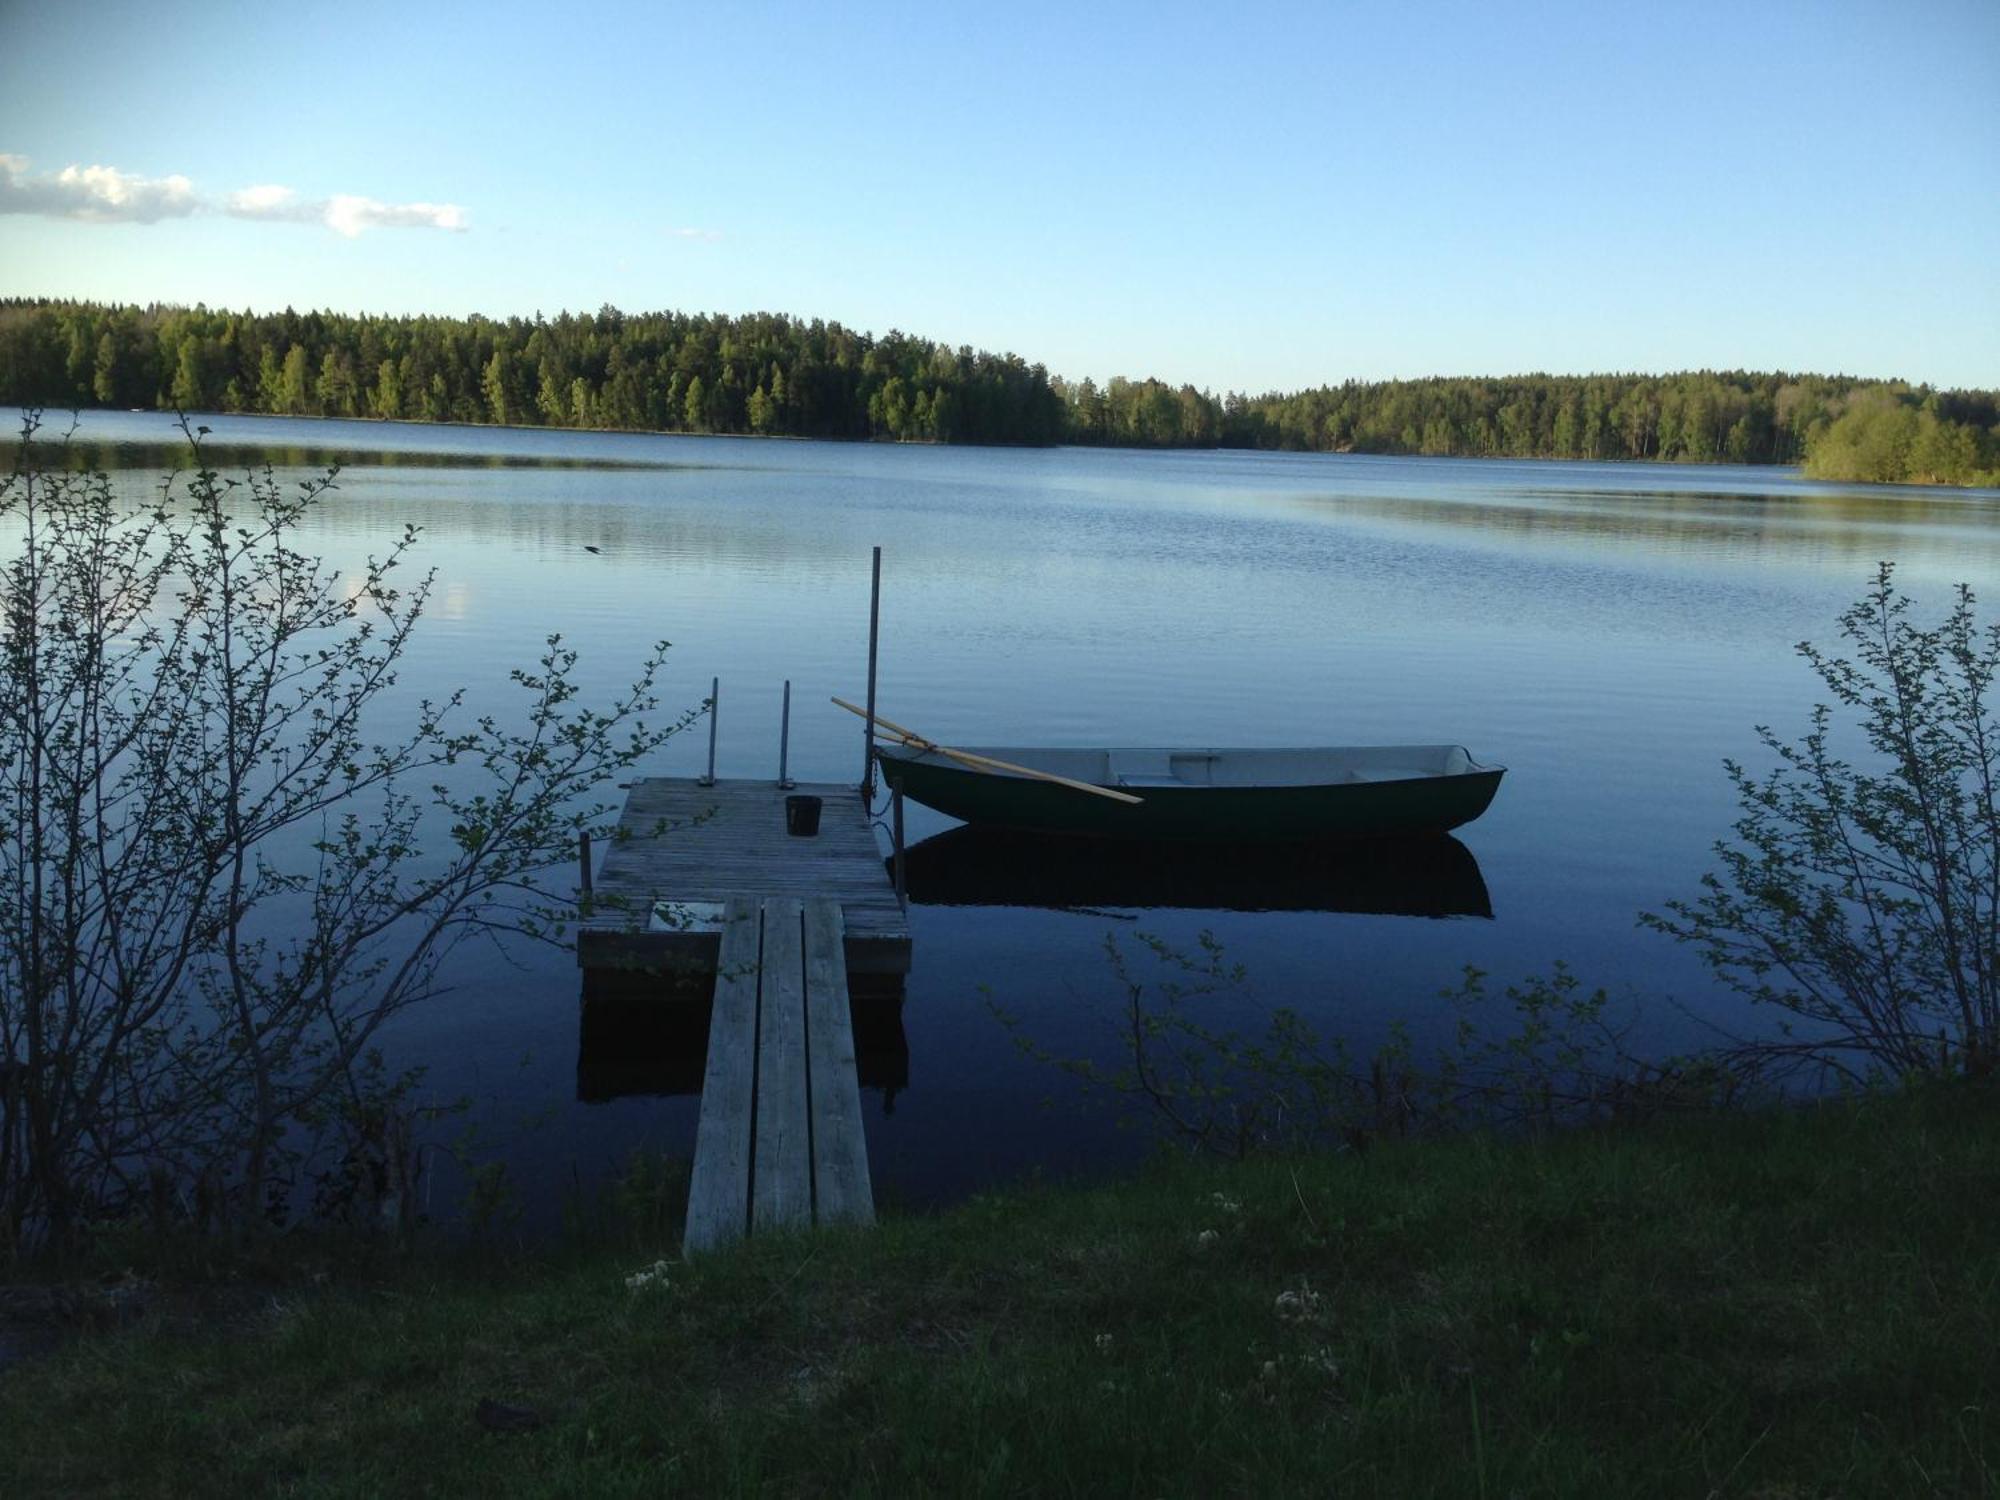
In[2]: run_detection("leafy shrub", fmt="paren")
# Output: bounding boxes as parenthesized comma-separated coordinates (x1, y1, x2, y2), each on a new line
(1646, 565, 1998, 1081)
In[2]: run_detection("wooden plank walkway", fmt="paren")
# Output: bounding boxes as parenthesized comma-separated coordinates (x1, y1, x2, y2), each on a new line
(576, 778, 910, 976)
(683, 896, 874, 1253)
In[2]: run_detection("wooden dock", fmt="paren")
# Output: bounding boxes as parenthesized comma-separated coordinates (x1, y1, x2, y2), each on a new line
(575, 776, 906, 1250)
(576, 778, 911, 975)
(682, 895, 874, 1252)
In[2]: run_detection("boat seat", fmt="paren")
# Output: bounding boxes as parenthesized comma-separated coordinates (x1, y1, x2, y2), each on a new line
(1343, 767, 1413, 783)
(1109, 752, 1180, 789)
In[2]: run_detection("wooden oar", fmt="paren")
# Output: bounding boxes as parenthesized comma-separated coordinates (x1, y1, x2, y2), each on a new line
(895, 739, 1149, 805)
(831, 697, 1143, 806)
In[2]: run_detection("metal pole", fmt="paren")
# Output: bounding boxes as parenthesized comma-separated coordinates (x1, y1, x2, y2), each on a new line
(862, 546, 881, 810)
(701, 675, 718, 786)
(892, 782, 907, 910)
(578, 831, 593, 917)
(778, 679, 794, 789)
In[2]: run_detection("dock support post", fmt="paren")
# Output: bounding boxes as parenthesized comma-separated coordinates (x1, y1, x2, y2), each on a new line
(862, 546, 881, 811)
(578, 831, 593, 916)
(700, 675, 719, 786)
(891, 782, 906, 910)
(778, 680, 795, 789)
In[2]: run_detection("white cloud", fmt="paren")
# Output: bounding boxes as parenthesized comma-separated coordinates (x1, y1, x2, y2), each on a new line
(228, 185, 466, 236)
(226, 183, 312, 218)
(324, 194, 466, 237)
(2, 154, 467, 236)
(1, 153, 199, 222)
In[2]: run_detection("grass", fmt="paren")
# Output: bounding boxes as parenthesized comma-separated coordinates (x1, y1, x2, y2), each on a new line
(3, 1086, 1996, 1497)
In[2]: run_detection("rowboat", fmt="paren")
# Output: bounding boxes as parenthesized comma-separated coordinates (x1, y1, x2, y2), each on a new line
(872, 743, 1504, 841)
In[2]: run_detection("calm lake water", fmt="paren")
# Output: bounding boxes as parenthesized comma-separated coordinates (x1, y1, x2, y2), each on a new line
(24, 409, 2000, 1223)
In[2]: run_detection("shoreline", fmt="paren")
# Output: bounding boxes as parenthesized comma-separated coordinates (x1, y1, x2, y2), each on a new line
(23, 400, 1827, 470)
(4, 1084, 1994, 1494)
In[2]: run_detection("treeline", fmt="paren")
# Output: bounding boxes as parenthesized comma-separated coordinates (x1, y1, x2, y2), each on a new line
(1060, 370, 2000, 481)
(2, 298, 1995, 484)
(1800, 388, 2000, 486)
(0, 299, 1066, 445)
(1219, 372, 1880, 464)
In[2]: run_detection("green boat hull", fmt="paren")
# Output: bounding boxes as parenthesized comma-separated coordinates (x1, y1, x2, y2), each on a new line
(878, 751, 1504, 842)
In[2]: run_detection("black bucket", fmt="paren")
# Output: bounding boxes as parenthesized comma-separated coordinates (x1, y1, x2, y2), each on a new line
(785, 794, 823, 837)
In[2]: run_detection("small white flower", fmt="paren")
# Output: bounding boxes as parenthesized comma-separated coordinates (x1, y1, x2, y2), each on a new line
(1094, 1333, 1114, 1353)
(1275, 1288, 1328, 1323)
(1194, 1229, 1220, 1249)
(624, 1257, 674, 1292)
(1211, 1193, 1242, 1214)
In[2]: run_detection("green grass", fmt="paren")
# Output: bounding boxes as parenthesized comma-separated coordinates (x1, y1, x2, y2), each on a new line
(4, 1087, 1997, 1497)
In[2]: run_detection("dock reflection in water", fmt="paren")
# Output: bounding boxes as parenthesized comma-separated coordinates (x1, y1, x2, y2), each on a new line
(576, 968, 911, 1110)
(574, 833, 1483, 1112)
(894, 827, 1493, 919)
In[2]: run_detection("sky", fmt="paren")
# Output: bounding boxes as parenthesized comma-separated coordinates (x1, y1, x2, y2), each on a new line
(2, 0, 1996, 394)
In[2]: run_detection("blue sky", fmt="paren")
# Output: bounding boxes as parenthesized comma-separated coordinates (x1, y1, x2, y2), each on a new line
(3, 0, 1996, 393)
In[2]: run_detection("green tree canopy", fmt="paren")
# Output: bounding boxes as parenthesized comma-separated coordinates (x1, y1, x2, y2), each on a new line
(1, 298, 1993, 483)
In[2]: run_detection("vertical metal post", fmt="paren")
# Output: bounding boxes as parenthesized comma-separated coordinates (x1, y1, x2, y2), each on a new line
(578, 831, 593, 917)
(777, 679, 794, 789)
(700, 675, 718, 786)
(892, 782, 907, 910)
(862, 545, 881, 810)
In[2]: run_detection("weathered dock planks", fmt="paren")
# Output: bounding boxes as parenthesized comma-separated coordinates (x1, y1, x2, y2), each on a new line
(751, 897, 813, 1233)
(578, 776, 896, 1250)
(680, 899, 761, 1251)
(576, 778, 910, 976)
(682, 895, 877, 1253)
(802, 899, 873, 1226)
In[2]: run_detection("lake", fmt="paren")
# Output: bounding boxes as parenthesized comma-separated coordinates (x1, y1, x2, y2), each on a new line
(23, 409, 2000, 1223)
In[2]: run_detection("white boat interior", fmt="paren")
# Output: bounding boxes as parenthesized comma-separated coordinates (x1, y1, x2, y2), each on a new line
(881, 744, 1495, 789)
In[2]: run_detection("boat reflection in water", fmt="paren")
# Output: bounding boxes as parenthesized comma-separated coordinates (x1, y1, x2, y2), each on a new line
(894, 827, 1493, 918)
(575, 967, 910, 1109)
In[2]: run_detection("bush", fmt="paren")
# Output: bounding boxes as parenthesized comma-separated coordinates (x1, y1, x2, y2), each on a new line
(0, 413, 692, 1256)
(1646, 565, 1999, 1082)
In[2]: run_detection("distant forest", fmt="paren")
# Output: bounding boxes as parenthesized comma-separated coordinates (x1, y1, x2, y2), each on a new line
(3, 298, 1995, 485)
